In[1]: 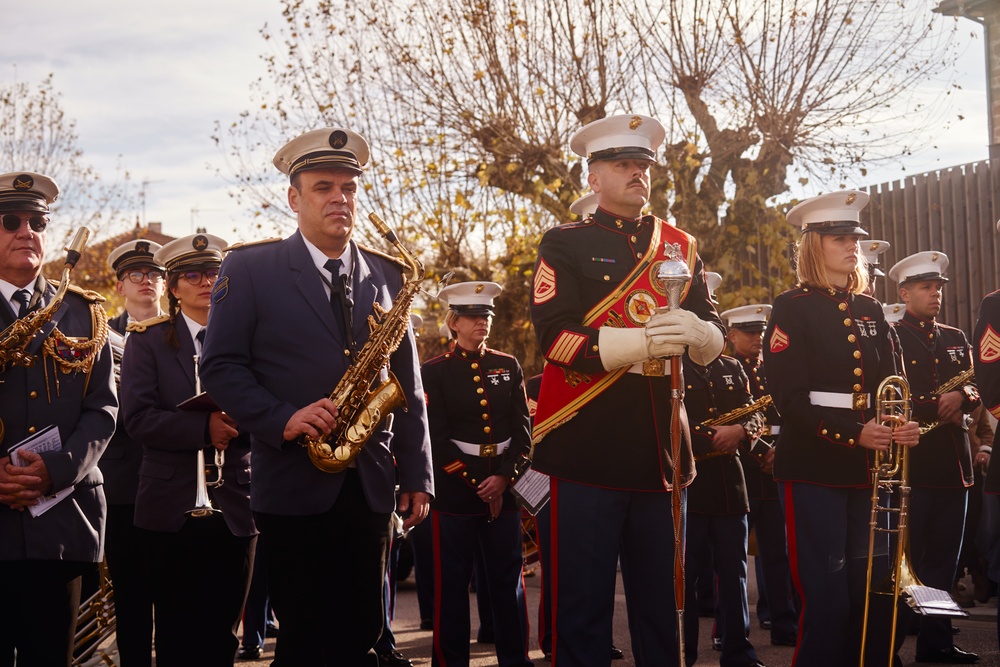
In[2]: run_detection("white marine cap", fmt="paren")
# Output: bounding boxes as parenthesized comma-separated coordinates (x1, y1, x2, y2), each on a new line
(0, 172, 59, 213)
(107, 239, 165, 276)
(705, 272, 722, 303)
(721, 304, 772, 332)
(570, 114, 666, 164)
(273, 127, 370, 178)
(154, 233, 228, 273)
(569, 192, 598, 218)
(786, 190, 870, 236)
(860, 240, 891, 277)
(410, 312, 423, 330)
(438, 281, 503, 316)
(882, 303, 906, 323)
(887, 250, 949, 286)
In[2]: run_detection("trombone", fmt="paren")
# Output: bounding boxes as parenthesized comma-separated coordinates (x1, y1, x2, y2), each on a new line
(859, 375, 918, 667)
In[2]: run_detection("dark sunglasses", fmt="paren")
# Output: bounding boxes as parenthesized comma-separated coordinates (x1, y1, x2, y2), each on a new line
(179, 268, 220, 286)
(1, 214, 48, 233)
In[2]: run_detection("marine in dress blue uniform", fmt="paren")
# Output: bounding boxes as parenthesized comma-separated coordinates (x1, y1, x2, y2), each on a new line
(422, 281, 533, 667)
(530, 115, 725, 667)
(98, 238, 165, 667)
(121, 234, 257, 667)
(762, 190, 921, 667)
(722, 304, 798, 648)
(887, 251, 980, 664)
(682, 352, 765, 667)
(199, 127, 433, 667)
(0, 172, 118, 666)
(972, 262, 1000, 651)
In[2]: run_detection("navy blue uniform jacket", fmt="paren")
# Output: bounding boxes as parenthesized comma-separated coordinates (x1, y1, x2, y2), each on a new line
(763, 286, 899, 487)
(973, 290, 1000, 494)
(199, 231, 433, 515)
(529, 211, 723, 491)
(892, 310, 977, 488)
(421, 346, 531, 515)
(121, 318, 256, 536)
(0, 277, 117, 562)
(98, 314, 142, 505)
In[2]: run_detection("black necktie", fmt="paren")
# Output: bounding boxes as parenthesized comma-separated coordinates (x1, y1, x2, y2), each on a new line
(324, 259, 348, 334)
(12, 289, 30, 318)
(196, 327, 206, 348)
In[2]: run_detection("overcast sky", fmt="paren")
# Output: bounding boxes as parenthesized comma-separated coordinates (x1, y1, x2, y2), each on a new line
(4, 0, 992, 245)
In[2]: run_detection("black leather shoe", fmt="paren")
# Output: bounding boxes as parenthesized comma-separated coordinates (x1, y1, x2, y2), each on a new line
(543, 652, 553, 662)
(915, 646, 980, 664)
(236, 645, 262, 661)
(712, 637, 723, 651)
(759, 619, 772, 630)
(265, 623, 279, 638)
(376, 650, 414, 667)
(611, 645, 624, 660)
(771, 635, 797, 647)
(419, 618, 433, 630)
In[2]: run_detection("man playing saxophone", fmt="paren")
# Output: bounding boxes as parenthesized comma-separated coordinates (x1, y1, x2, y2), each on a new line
(200, 127, 433, 667)
(0, 172, 117, 666)
(886, 251, 980, 664)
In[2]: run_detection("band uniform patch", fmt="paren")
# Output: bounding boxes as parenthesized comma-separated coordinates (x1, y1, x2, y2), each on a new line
(533, 259, 557, 305)
(769, 326, 790, 353)
(50, 337, 93, 362)
(442, 459, 466, 475)
(211, 275, 229, 304)
(980, 324, 1000, 363)
(547, 331, 587, 366)
(624, 289, 658, 326)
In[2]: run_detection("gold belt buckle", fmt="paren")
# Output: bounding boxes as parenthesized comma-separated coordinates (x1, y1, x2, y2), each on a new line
(480, 443, 497, 457)
(852, 392, 868, 411)
(642, 359, 666, 376)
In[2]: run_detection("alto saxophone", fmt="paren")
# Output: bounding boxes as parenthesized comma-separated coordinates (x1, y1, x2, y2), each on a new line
(694, 395, 772, 462)
(918, 366, 976, 435)
(303, 213, 425, 473)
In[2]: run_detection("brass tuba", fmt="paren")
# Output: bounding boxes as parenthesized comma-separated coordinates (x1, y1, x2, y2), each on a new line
(860, 375, 919, 667)
(302, 213, 425, 473)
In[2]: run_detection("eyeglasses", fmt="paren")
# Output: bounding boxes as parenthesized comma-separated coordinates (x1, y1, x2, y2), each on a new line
(1, 214, 48, 233)
(179, 268, 220, 286)
(124, 270, 165, 284)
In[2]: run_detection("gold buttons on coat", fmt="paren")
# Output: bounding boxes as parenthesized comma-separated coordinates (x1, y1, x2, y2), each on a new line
(477, 388, 484, 394)
(848, 334, 856, 343)
(838, 303, 847, 311)
(473, 375, 481, 382)
(480, 399, 488, 407)
(853, 351, 861, 359)
(854, 368, 862, 376)
(471, 363, 479, 370)
(484, 426, 492, 434)
(854, 384, 862, 392)
(482, 414, 489, 420)
(843, 318, 852, 327)
(29, 390, 38, 399)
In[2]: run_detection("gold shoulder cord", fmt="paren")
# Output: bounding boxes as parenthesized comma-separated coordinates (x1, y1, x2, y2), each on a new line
(42, 302, 109, 402)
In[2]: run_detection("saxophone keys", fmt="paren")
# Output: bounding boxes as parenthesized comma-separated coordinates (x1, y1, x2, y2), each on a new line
(334, 445, 353, 461)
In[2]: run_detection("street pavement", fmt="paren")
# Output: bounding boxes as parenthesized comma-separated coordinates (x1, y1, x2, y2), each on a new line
(236, 563, 1000, 667)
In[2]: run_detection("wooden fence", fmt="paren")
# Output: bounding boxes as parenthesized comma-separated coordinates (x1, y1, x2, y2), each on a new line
(861, 160, 1000, 336)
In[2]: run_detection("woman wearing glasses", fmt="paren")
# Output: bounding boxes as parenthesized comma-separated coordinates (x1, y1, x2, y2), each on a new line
(121, 234, 257, 667)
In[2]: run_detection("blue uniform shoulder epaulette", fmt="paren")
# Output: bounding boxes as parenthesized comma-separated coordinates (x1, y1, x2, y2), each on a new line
(223, 237, 282, 252)
(485, 347, 517, 361)
(46, 281, 106, 303)
(126, 314, 171, 333)
(359, 244, 407, 271)
(554, 219, 595, 231)
(422, 351, 452, 368)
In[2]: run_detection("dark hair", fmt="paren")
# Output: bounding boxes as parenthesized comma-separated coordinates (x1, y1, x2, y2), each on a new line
(164, 271, 182, 349)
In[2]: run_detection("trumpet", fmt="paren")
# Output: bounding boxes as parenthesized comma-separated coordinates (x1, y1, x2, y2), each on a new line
(187, 353, 221, 517)
(860, 375, 919, 667)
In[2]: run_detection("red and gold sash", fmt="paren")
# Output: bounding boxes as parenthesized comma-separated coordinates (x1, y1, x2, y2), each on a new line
(532, 219, 697, 444)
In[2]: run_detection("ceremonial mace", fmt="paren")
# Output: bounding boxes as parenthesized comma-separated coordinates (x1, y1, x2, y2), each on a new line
(655, 243, 692, 665)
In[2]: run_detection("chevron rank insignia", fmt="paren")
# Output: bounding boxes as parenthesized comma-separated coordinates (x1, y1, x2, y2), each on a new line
(533, 259, 557, 305)
(980, 324, 1000, 363)
(769, 326, 790, 353)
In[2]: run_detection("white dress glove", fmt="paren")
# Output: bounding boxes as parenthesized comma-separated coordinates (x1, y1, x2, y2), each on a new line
(598, 326, 686, 371)
(598, 327, 649, 371)
(645, 309, 724, 366)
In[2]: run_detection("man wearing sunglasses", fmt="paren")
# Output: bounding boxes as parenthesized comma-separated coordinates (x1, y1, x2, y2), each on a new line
(0, 171, 118, 666)
(94, 239, 166, 667)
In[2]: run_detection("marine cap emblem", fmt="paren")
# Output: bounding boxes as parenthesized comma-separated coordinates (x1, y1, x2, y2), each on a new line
(475, 284, 484, 294)
(629, 116, 643, 130)
(135, 241, 150, 254)
(193, 235, 209, 251)
(329, 130, 348, 149)
(13, 174, 34, 191)
(846, 193, 858, 205)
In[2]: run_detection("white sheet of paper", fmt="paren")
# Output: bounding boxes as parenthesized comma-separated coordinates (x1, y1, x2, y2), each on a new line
(8, 425, 74, 517)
